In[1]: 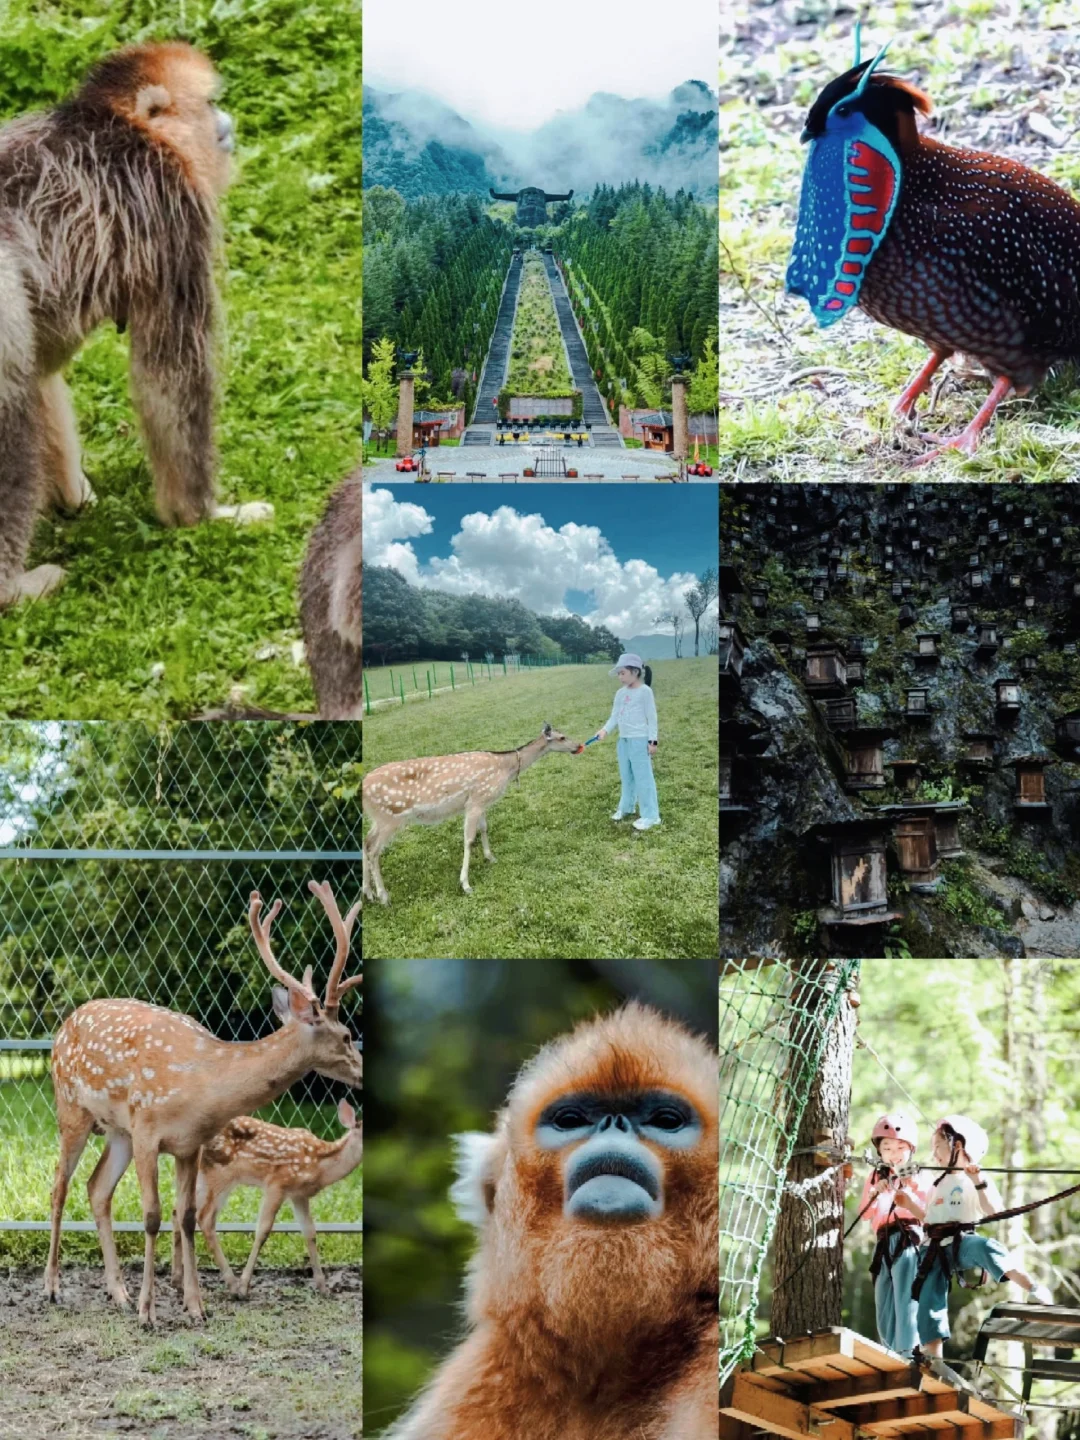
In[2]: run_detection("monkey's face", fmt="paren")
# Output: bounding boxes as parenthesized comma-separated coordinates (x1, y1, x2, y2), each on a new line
(536, 1089, 700, 1224)
(91, 44, 235, 198)
(462, 1004, 717, 1346)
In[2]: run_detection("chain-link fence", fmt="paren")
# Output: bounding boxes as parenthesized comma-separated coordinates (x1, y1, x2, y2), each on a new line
(0, 723, 363, 1246)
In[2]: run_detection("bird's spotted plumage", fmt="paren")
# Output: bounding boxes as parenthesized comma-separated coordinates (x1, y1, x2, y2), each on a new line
(788, 59, 1080, 455)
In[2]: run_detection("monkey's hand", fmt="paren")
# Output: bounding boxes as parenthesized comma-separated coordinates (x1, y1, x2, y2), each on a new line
(213, 501, 275, 525)
(1, 564, 68, 607)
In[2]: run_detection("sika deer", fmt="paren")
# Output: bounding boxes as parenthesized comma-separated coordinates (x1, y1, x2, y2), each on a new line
(45, 880, 361, 1326)
(362, 722, 583, 905)
(173, 1097, 361, 1297)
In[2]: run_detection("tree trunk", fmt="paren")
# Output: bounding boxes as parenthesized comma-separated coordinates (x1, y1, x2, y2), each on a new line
(771, 962, 857, 1338)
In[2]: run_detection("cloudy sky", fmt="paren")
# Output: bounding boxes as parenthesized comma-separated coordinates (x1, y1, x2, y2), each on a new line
(364, 0, 716, 129)
(363, 484, 718, 641)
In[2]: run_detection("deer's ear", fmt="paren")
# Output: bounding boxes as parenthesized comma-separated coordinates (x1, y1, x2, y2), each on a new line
(288, 987, 318, 1025)
(271, 987, 291, 1023)
(338, 1098, 356, 1129)
(542, 722, 552, 737)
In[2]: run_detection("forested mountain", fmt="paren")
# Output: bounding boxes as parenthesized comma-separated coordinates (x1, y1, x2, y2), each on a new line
(364, 566, 623, 664)
(362, 81, 718, 198)
(362, 86, 511, 198)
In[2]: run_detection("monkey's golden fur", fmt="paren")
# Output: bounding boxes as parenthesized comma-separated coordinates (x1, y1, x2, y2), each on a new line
(0, 43, 239, 607)
(384, 1002, 719, 1439)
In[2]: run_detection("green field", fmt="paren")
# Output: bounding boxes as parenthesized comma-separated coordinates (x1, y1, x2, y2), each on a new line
(362, 658, 719, 959)
(0, 1076, 361, 1269)
(0, 0, 361, 719)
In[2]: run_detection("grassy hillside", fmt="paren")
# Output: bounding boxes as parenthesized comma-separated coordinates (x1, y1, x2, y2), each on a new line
(0, 0, 361, 718)
(362, 658, 719, 960)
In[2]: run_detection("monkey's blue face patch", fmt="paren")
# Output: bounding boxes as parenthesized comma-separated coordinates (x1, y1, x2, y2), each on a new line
(786, 110, 901, 327)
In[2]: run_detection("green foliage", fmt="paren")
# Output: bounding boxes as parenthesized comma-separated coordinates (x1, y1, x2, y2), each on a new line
(362, 189, 512, 405)
(882, 925, 912, 959)
(554, 184, 718, 410)
(971, 816, 1077, 908)
(363, 335, 399, 432)
(790, 909, 818, 951)
(935, 872, 1002, 929)
(0, 0, 361, 719)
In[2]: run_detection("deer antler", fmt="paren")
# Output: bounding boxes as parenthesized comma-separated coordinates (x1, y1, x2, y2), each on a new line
(307, 879, 362, 1011)
(248, 892, 318, 999)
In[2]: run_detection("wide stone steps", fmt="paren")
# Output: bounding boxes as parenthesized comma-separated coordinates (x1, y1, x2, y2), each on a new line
(541, 253, 618, 436)
(472, 253, 523, 423)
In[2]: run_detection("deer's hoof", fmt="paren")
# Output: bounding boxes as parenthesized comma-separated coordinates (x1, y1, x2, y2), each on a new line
(110, 1285, 132, 1309)
(138, 1308, 156, 1329)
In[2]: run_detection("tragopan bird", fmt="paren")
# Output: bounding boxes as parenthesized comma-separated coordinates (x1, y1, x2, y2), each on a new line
(786, 38, 1080, 461)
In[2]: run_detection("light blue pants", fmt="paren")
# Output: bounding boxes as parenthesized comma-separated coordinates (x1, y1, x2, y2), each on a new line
(616, 737, 659, 823)
(916, 1232, 1011, 1342)
(874, 1230, 921, 1357)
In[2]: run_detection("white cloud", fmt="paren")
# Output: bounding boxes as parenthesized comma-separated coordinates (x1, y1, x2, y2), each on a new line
(365, 0, 714, 130)
(363, 488, 717, 640)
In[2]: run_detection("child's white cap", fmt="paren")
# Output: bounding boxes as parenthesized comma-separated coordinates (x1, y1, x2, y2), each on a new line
(610, 652, 644, 674)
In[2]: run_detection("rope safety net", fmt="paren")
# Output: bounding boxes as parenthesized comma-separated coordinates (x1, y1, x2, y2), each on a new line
(720, 959, 861, 1383)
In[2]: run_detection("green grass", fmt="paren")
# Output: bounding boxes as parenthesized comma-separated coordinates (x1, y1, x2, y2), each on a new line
(720, 0, 1080, 477)
(362, 658, 719, 959)
(0, 0, 361, 718)
(0, 1077, 361, 1267)
(506, 252, 574, 397)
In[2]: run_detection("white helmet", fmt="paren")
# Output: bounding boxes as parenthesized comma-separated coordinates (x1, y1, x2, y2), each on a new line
(935, 1113, 989, 1165)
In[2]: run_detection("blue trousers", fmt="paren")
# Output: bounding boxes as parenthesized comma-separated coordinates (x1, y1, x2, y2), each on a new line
(616, 737, 659, 822)
(916, 1232, 1011, 1342)
(874, 1230, 921, 1357)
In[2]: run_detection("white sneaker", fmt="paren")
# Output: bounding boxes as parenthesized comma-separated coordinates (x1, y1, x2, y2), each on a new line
(633, 818, 661, 831)
(612, 810, 627, 821)
(1030, 1284, 1053, 1305)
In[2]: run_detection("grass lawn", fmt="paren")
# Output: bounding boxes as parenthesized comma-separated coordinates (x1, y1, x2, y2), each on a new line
(0, 1074, 360, 1270)
(362, 658, 719, 959)
(721, 0, 1080, 479)
(0, 0, 361, 719)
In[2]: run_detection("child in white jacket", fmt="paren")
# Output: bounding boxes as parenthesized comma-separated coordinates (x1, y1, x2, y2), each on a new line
(593, 652, 660, 830)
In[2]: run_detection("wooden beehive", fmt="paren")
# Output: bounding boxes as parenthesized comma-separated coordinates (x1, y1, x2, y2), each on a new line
(996, 677, 1022, 714)
(894, 813, 939, 889)
(905, 688, 931, 719)
(844, 732, 888, 791)
(805, 644, 847, 694)
(935, 809, 963, 859)
(1011, 755, 1053, 811)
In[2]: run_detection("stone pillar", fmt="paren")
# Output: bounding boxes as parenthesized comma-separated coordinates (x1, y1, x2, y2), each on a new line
(671, 374, 689, 460)
(395, 371, 415, 457)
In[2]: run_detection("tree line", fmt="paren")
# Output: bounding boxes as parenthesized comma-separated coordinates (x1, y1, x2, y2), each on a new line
(364, 566, 624, 664)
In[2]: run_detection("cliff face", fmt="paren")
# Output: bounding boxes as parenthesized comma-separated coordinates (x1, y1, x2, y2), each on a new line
(721, 483, 1080, 961)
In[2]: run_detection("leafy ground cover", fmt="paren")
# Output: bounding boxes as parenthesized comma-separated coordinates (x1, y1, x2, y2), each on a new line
(720, 0, 1080, 478)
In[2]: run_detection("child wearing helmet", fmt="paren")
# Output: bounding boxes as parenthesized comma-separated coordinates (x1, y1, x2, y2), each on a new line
(911, 1115, 1052, 1357)
(859, 1113, 928, 1356)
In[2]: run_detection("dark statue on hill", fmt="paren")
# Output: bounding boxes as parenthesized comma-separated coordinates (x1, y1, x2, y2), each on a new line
(489, 185, 573, 228)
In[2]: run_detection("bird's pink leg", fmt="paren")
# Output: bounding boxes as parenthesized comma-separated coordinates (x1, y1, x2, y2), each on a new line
(893, 349, 951, 419)
(908, 375, 1017, 466)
